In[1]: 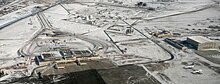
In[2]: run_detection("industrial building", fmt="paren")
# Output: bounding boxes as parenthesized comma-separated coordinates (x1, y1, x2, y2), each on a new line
(187, 36, 218, 51)
(34, 49, 97, 66)
(34, 51, 66, 65)
(164, 38, 187, 51)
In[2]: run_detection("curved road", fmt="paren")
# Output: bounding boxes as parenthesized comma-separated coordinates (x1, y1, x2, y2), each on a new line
(75, 35, 109, 52)
(120, 19, 174, 63)
(18, 10, 52, 57)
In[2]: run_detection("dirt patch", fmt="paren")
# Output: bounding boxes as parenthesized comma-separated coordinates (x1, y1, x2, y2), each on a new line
(145, 63, 170, 72)
(8, 65, 161, 84)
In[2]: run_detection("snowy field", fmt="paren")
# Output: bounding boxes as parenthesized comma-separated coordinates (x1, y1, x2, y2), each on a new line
(0, 15, 41, 59)
(0, 0, 219, 83)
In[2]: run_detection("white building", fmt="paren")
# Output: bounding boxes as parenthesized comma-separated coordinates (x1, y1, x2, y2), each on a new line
(187, 36, 218, 51)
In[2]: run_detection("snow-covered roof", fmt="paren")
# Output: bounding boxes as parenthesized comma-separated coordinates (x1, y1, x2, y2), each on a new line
(188, 36, 214, 44)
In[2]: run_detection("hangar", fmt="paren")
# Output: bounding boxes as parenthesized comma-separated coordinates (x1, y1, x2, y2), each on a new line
(187, 36, 218, 51)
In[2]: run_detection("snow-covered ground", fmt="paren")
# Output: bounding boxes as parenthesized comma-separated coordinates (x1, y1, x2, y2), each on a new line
(135, 7, 220, 37)
(42, 3, 173, 65)
(0, 0, 220, 83)
(44, 5, 102, 34)
(0, 5, 42, 81)
(160, 60, 220, 84)
(0, 15, 41, 58)
(147, 42, 220, 84)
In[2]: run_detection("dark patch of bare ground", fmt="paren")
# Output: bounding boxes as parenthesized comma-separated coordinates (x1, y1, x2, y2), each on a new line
(144, 63, 171, 83)
(7, 65, 160, 84)
(99, 65, 160, 84)
(145, 63, 170, 72)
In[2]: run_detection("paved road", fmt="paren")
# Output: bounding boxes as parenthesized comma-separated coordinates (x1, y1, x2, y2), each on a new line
(0, 0, 23, 10)
(18, 10, 53, 57)
(135, 2, 217, 22)
(75, 35, 109, 52)
(120, 19, 174, 63)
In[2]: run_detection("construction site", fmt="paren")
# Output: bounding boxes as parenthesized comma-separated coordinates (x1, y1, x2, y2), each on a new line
(0, 0, 220, 84)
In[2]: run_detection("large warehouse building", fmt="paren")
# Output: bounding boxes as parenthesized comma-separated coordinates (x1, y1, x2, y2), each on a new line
(187, 36, 218, 51)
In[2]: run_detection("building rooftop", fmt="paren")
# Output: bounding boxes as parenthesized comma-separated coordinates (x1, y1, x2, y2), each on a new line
(41, 51, 63, 59)
(188, 36, 214, 44)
